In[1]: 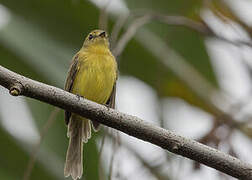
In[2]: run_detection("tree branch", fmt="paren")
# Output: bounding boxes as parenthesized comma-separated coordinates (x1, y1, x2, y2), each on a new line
(111, 11, 252, 143)
(0, 65, 252, 179)
(113, 15, 152, 57)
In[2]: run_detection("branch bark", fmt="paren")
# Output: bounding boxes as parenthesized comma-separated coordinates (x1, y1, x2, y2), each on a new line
(0, 65, 252, 179)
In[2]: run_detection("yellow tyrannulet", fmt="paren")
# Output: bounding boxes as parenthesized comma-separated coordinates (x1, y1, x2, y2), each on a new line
(64, 30, 117, 180)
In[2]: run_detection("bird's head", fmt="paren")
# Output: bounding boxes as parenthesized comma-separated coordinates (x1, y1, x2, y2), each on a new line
(83, 29, 109, 48)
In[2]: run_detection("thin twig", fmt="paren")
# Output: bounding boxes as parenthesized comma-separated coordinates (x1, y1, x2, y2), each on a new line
(110, 15, 129, 49)
(23, 107, 60, 180)
(98, 132, 106, 180)
(107, 132, 171, 180)
(98, 0, 111, 31)
(1, 65, 252, 179)
(108, 141, 117, 180)
(113, 12, 252, 57)
(107, 129, 120, 180)
(112, 15, 152, 57)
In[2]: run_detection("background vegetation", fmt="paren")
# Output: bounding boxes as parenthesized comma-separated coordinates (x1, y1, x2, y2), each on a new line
(0, 0, 252, 179)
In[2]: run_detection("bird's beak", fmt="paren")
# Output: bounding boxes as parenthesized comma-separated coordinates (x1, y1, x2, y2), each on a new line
(99, 31, 106, 38)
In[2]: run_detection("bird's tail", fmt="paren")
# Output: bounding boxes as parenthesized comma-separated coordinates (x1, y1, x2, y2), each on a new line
(64, 115, 91, 180)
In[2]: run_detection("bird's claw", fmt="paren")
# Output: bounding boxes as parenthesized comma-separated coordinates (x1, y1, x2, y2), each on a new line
(76, 94, 83, 100)
(104, 104, 110, 111)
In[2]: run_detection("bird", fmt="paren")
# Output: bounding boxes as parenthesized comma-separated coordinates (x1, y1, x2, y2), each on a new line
(64, 29, 117, 180)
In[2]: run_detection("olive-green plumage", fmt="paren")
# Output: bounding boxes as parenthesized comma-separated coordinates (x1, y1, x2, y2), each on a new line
(64, 30, 117, 180)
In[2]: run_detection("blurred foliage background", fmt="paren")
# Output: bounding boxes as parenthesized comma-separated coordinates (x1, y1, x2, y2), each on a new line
(1, 0, 252, 179)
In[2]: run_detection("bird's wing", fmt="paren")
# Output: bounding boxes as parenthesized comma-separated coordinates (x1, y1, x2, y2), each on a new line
(64, 54, 80, 125)
(106, 60, 118, 109)
(106, 83, 116, 109)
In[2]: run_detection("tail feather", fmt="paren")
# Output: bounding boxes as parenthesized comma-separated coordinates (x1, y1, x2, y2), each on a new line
(83, 120, 91, 143)
(64, 115, 91, 180)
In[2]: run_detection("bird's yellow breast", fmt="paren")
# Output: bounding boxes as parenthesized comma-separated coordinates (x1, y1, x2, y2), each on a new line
(71, 47, 117, 104)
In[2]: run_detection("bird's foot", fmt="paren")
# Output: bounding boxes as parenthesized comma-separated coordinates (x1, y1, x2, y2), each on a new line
(104, 104, 110, 111)
(76, 94, 83, 101)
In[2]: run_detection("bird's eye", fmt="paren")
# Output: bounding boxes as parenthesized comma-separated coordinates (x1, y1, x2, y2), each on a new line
(88, 34, 94, 40)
